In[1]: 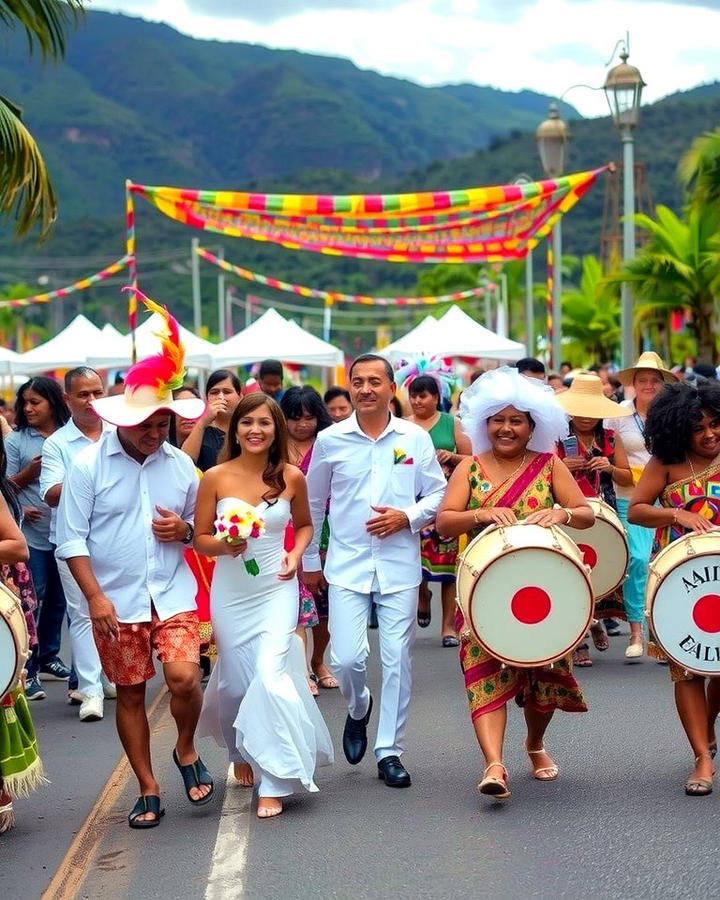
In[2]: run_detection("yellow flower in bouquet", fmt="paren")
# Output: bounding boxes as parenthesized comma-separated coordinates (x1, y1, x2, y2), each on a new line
(214, 502, 266, 575)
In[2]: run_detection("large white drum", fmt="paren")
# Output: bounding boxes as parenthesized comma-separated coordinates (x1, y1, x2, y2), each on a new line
(456, 523, 594, 668)
(646, 531, 720, 676)
(0, 579, 29, 698)
(560, 497, 628, 599)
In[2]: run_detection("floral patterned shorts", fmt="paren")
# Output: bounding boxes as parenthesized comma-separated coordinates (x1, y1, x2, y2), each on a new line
(94, 608, 200, 686)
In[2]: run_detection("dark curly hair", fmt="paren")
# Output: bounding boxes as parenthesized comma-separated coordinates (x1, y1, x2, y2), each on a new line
(219, 393, 287, 502)
(645, 381, 720, 464)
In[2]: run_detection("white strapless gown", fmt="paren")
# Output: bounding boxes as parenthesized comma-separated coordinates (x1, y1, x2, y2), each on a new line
(198, 497, 333, 797)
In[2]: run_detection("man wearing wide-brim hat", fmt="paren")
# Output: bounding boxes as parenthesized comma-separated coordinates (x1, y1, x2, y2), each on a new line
(605, 351, 679, 660)
(56, 293, 215, 829)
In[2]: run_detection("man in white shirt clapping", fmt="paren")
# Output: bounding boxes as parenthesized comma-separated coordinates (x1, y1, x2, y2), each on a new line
(303, 354, 446, 788)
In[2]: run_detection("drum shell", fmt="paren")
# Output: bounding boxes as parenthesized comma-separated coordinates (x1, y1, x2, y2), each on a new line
(560, 497, 629, 599)
(646, 532, 720, 676)
(0, 580, 30, 698)
(456, 523, 594, 668)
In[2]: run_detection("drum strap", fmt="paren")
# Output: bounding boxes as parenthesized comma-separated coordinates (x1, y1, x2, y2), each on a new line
(632, 410, 645, 437)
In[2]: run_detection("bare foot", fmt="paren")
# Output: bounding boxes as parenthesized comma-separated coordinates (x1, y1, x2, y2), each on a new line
(526, 745, 559, 781)
(257, 797, 283, 819)
(232, 762, 254, 787)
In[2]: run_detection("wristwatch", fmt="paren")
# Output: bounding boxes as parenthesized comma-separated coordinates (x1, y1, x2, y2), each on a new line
(181, 522, 195, 544)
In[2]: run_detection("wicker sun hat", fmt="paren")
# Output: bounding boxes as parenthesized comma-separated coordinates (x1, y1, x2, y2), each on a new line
(554, 371, 632, 419)
(615, 350, 678, 387)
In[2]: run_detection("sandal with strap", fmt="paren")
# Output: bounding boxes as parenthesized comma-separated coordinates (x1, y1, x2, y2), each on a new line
(477, 762, 510, 799)
(527, 746, 559, 781)
(573, 643, 592, 667)
(590, 623, 609, 652)
(128, 795, 165, 829)
(686, 755, 714, 796)
(173, 749, 215, 805)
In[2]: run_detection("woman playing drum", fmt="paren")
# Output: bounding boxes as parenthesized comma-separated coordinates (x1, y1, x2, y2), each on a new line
(555, 372, 633, 665)
(436, 368, 593, 800)
(629, 380, 720, 796)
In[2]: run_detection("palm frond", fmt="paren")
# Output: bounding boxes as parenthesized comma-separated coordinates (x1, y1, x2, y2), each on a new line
(679, 128, 720, 207)
(0, 94, 56, 237)
(0, 0, 86, 60)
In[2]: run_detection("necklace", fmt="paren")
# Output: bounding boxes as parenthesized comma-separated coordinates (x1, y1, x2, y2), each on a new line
(492, 450, 527, 483)
(688, 452, 720, 481)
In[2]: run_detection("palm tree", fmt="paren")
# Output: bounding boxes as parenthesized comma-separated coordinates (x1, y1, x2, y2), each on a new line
(562, 255, 621, 363)
(679, 128, 720, 210)
(0, 0, 85, 237)
(606, 204, 720, 364)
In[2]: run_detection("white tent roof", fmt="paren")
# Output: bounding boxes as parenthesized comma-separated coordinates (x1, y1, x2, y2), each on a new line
(377, 315, 437, 360)
(383, 306, 525, 362)
(87, 314, 216, 370)
(211, 308, 343, 369)
(0, 345, 21, 375)
(15, 315, 106, 373)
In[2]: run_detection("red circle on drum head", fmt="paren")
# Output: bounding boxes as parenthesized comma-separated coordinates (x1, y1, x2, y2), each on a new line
(510, 586, 552, 625)
(578, 543, 598, 569)
(692, 594, 720, 633)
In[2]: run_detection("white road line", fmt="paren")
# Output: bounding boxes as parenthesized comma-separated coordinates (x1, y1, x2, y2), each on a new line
(205, 769, 252, 900)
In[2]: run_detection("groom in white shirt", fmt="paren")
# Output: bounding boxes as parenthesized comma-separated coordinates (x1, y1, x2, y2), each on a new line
(303, 354, 446, 787)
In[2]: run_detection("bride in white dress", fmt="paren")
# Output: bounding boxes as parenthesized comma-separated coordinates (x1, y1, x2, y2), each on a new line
(195, 393, 333, 818)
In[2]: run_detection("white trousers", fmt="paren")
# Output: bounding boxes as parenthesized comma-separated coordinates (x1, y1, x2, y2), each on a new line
(328, 577, 417, 760)
(56, 558, 104, 698)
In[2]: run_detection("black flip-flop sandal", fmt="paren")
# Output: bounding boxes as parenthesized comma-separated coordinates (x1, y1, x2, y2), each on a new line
(128, 795, 165, 829)
(173, 749, 215, 805)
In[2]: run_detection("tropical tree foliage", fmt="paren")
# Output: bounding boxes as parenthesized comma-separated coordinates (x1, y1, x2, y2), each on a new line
(679, 128, 720, 211)
(606, 204, 720, 364)
(561, 255, 620, 363)
(0, 0, 85, 237)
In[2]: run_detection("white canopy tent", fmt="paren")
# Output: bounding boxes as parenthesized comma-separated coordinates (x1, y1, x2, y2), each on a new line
(0, 345, 21, 375)
(87, 314, 217, 370)
(211, 308, 343, 369)
(376, 315, 437, 360)
(382, 306, 526, 362)
(15, 315, 106, 374)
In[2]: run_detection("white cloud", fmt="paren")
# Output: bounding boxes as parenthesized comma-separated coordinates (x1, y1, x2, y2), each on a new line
(93, 0, 720, 117)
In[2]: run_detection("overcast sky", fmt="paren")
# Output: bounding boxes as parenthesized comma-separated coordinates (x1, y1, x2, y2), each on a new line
(94, 0, 719, 117)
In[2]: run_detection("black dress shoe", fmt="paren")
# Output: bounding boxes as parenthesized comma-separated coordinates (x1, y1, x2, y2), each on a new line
(377, 755, 411, 787)
(342, 695, 373, 765)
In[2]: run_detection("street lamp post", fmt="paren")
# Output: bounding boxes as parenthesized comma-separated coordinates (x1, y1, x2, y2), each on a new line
(536, 104, 570, 369)
(603, 43, 645, 368)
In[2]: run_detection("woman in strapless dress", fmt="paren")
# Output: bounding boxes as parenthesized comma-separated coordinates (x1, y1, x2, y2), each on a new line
(195, 393, 333, 819)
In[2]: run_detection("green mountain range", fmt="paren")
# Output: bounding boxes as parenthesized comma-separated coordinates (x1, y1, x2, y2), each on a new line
(2, 10, 719, 348)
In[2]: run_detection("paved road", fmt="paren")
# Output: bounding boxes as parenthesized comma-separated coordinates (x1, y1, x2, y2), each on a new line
(5, 622, 720, 899)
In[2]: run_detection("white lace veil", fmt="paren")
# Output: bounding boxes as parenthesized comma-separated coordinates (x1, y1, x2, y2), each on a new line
(459, 366, 569, 454)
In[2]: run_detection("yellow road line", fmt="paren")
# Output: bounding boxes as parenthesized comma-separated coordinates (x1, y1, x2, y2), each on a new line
(42, 686, 169, 900)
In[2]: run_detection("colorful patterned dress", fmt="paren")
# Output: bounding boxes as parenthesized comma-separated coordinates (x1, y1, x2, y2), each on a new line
(649, 461, 720, 681)
(420, 412, 460, 583)
(1, 564, 45, 834)
(457, 453, 588, 719)
(288, 446, 319, 629)
(557, 428, 626, 621)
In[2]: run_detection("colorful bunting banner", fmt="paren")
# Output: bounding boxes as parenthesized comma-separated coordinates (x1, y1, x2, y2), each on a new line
(196, 247, 495, 306)
(128, 167, 608, 264)
(0, 255, 131, 308)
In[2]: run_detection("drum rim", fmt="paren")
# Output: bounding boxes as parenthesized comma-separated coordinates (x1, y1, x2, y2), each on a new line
(459, 544, 595, 668)
(647, 543, 720, 675)
(560, 501, 629, 598)
(0, 583, 29, 697)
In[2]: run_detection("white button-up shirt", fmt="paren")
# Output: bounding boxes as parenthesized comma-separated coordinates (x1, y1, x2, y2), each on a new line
(303, 413, 446, 593)
(39, 418, 113, 544)
(55, 430, 199, 623)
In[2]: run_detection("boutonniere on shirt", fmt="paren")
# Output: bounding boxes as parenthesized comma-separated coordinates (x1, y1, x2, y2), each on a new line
(393, 447, 414, 465)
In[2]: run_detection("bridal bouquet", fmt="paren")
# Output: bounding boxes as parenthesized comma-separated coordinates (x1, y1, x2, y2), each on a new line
(214, 502, 266, 576)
